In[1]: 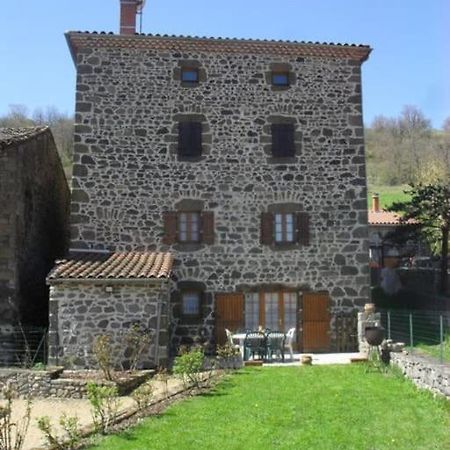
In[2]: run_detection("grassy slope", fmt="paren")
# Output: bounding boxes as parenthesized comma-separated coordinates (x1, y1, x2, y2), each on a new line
(89, 366, 450, 450)
(367, 185, 411, 209)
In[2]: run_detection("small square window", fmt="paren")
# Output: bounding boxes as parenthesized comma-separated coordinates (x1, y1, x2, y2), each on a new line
(182, 292, 201, 316)
(181, 68, 199, 83)
(272, 72, 289, 86)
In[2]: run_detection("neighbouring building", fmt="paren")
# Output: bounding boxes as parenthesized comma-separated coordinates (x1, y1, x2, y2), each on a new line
(0, 127, 70, 364)
(48, 0, 372, 367)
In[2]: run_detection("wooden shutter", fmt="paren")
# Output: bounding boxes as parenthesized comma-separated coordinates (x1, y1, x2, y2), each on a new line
(178, 122, 202, 157)
(202, 211, 215, 244)
(162, 211, 177, 244)
(271, 123, 295, 157)
(260, 212, 274, 245)
(297, 212, 310, 246)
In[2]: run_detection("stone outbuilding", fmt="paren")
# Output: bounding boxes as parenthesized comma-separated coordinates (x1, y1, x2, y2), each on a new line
(0, 127, 70, 364)
(47, 251, 173, 368)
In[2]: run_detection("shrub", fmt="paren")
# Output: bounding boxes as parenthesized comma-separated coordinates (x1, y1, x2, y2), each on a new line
(123, 324, 151, 371)
(86, 383, 119, 434)
(36, 414, 81, 450)
(173, 347, 205, 389)
(155, 366, 170, 399)
(92, 335, 114, 381)
(0, 383, 31, 450)
(131, 381, 154, 410)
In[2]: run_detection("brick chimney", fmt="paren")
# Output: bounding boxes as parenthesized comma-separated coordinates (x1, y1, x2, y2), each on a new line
(120, 0, 139, 35)
(372, 193, 380, 212)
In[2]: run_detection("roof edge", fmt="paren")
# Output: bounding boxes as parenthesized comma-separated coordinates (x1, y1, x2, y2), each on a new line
(47, 277, 169, 286)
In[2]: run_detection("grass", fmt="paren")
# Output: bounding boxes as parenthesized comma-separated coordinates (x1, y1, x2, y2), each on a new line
(367, 184, 411, 209)
(416, 334, 450, 363)
(88, 366, 450, 450)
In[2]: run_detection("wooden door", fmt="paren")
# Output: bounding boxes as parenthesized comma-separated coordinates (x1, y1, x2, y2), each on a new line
(215, 293, 244, 345)
(302, 292, 330, 352)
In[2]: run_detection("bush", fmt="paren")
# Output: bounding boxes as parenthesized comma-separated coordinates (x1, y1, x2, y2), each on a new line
(173, 347, 205, 389)
(131, 381, 154, 410)
(123, 324, 151, 371)
(36, 414, 81, 450)
(86, 383, 119, 434)
(92, 335, 114, 381)
(0, 383, 31, 450)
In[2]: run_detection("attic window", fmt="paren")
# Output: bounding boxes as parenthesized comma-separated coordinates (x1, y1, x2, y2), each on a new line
(272, 72, 289, 86)
(181, 68, 199, 83)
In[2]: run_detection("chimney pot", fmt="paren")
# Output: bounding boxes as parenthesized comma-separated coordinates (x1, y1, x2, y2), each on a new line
(120, 0, 138, 35)
(372, 193, 380, 212)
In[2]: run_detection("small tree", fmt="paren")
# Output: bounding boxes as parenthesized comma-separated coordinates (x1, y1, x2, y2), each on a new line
(388, 183, 450, 294)
(92, 335, 114, 381)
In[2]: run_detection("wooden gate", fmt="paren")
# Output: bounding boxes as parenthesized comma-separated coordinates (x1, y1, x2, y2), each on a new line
(215, 293, 244, 346)
(302, 292, 330, 352)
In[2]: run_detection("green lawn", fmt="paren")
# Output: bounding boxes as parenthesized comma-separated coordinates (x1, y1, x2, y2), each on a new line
(88, 366, 450, 450)
(416, 334, 450, 363)
(367, 185, 410, 209)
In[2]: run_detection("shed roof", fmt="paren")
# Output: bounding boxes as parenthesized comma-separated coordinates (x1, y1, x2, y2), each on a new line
(48, 251, 173, 283)
(66, 31, 371, 64)
(368, 211, 402, 226)
(0, 127, 49, 150)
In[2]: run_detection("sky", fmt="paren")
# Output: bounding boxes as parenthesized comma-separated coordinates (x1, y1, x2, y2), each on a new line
(0, 0, 448, 128)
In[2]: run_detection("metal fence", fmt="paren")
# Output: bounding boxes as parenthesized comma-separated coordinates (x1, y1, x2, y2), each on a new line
(0, 326, 47, 368)
(378, 309, 449, 364)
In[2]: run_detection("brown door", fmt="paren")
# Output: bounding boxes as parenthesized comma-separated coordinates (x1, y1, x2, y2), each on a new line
(302, 292, 330, 352)
(215, 293, 244, 345)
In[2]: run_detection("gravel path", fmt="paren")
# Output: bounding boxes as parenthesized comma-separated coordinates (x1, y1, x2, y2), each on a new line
(8, 377, 185, 450)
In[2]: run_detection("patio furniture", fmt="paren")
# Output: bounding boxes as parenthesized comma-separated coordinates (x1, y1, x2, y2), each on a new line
(243, 332, 267, 361)
(284, 328, 296, 361)
(225, 328, 241, 350)
(266, 331, 285, 362)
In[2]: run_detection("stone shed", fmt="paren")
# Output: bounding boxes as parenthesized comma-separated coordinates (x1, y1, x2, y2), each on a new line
(47, 251, 173, 368)
(0, 127, 70, 364)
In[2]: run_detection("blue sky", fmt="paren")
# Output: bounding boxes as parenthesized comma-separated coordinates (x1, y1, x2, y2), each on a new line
(1, 0, 448, 128)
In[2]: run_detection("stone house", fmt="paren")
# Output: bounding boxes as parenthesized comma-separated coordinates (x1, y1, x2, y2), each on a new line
(48, 0, 372, 367)
(0, 127, 70, 364)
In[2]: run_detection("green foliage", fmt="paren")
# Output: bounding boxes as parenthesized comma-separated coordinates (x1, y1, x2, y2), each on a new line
(36, 414, 81, 450)
(173, 347, 205, 388)
(367, 185, 410, 209)
(416, 334, 450, 363)
(32, 362, 46, 371)
(87, 366, 450, 450)
(216, 343, 241, 359)
(123, 324, 151, 371)
(92, 335, 114, 381)
(131, 381, 154, 411)
(0, 383, 31, 450)
(86, 383, 119, 434)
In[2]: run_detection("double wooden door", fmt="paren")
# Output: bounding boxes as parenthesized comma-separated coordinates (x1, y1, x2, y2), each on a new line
(215, 293, 244, 345)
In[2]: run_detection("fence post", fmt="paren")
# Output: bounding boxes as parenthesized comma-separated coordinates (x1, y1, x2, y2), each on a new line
(409, 313, 414, 351)
(387, 311, 391, 340)
(440, 315, 444, 364)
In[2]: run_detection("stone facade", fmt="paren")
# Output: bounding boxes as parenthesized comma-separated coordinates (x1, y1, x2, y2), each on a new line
(48, 281, 170, 368)
(0, 128, 70, 364)
(63, 33, 371, 355)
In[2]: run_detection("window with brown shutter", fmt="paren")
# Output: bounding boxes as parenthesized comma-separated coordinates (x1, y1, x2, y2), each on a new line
(297, 212, 310, 246)
(271, 123, 295, 158)
(163, 211, 177, 245)
(274, 213, 296, 244)
(178, 121, 202, 157)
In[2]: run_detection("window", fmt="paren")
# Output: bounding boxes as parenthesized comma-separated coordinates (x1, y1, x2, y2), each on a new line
(271, 71, 289, 86)
(271, 123, 295, 158)
(245, 293, 259, 330)
(182, 291, 201, 316)
(181, 68, 199, 83)
(274, 213, 295, 244)
(178, 212, 201, 243)
(178, 121, 202, 158)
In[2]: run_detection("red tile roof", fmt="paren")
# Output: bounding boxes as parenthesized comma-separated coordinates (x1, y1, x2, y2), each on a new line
(48, 251, 173, 282)
(66, 32, 371, 63)
(368, 211, 402, 226)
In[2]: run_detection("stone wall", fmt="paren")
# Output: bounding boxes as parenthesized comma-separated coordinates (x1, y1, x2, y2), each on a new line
(48, 281, 170, 368)
(390, 352, 450, 398)
(0, 129, 70, 364)
(70, 40, 370, 350)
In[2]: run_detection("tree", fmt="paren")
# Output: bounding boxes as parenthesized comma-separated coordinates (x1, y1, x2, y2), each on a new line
(389, 183, 450, 294)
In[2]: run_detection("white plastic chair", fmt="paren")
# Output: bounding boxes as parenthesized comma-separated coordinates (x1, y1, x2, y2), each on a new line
(284, 328, 296, 361)
(225, 328, 240, 349)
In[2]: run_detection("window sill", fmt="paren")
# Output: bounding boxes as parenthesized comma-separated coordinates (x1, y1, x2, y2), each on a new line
(173, 243, 205, 252)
